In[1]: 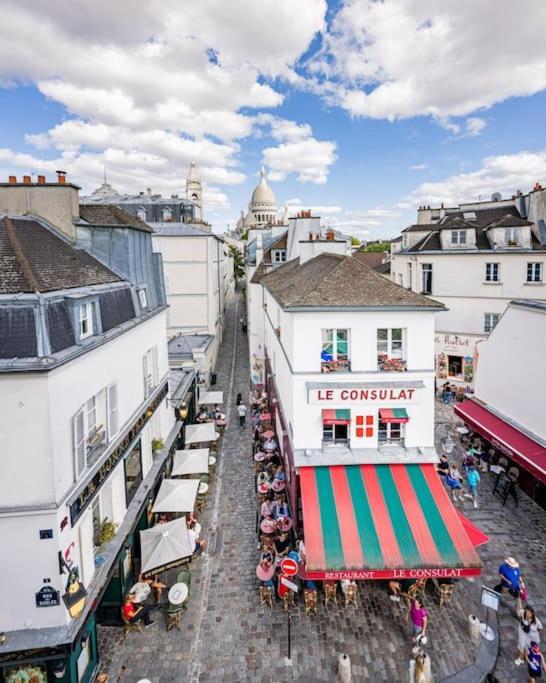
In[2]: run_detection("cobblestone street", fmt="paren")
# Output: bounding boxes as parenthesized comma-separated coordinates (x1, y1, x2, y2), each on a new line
(98, 292, 546, 683)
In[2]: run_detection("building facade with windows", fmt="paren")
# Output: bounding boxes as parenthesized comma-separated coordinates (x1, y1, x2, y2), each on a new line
(256, 251, 482, 580)
(390, 186, 546, 390)
(0, 176, 181, 682)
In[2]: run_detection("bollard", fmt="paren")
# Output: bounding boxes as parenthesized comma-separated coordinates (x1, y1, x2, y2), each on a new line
(468, 614, 481, 644)
(337, 653, 352, 683)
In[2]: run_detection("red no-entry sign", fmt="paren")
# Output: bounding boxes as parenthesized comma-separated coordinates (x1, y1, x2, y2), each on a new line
(280, 558, 298, 577)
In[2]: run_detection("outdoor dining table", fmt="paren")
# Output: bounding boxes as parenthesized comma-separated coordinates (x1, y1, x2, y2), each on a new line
(257, 482, 270, 495)
(260, 518, 277, 534)
(256, 562, 275, 581)
(254, 451, 266, 462)
(272, 479, 285, 492)
(208, 455, 216, 467)
(168, 582, 189, 606)
(277, 516, 293, 532)
(198, 482, 209, 496)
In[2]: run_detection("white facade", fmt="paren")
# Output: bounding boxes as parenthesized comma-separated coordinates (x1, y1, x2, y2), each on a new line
(152, 231, 234, 367)
(0, 311, 173, 632)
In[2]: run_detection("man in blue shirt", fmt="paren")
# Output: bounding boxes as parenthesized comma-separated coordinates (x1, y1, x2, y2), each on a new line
(493, 557, 521, 598)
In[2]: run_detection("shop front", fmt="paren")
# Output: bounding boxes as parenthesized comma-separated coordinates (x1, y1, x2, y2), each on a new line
(455, 399, 546, 509)
(435, 332, 482, 391)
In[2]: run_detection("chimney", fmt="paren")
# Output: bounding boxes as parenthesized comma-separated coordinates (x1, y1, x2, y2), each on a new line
(37, 175, 45, 185)
(326, 229, 335, 241)
(56, 170, 66, 184)
(23, 175, 31, 185)
(8, 176, 16, 184)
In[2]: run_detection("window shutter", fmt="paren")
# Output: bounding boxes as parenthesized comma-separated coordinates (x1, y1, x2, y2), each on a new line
(143, 353, 149, 397)
(74, 407, 86, 479)
(107, 383, 119, 439)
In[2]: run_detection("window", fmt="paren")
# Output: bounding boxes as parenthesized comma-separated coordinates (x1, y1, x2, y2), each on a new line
(79, 303, 93, 339)
(377, 328, 406, 371)
(421, 263, 432, 294)
(447, 355, 463, 379)
(138, 288, 148, 309)
(527, 262, 543, 283)
(451, 230, 467, 245)
(398, 273, 403, 286)
(485, 263, 500, 282)
(73, 385, 116, 479)
(322, 423, 348, 445)
(272, 250, 286, 263)
(137, 208, 147, 221)
(77, 634, 92, 682)
(143, 346, 158, 398)
(124, 440, 143, 504)
(407, 262, 413, 290)
(484, 313, 499, 333)
(74, 408, 86, 478)
(92, 497, 102, 549)
(504, 227, 521, 246)
(321, 329, 350, 371)
(378, 421, 404, 445)
(162, 207, 172, 222)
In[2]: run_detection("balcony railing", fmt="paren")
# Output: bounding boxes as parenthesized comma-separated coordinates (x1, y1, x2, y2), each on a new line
(321, 358, 351, 373)
(377, 356, 407, 372)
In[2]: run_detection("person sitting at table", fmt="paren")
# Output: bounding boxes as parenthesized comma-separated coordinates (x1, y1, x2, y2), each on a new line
(131, 573, 167, 605)
(122, 593, 154, 627)
(188, 526, 206, 555)
(187, 512, 199, 530)
(273, 494, 289, 520)
(273, 465, 285, 482)
(261, 496, 275, 519)
(196, 407, 209, 423)
(296, 537, 307, 564)
(436, 454, 449, 479)
(274, 532, 290, 559)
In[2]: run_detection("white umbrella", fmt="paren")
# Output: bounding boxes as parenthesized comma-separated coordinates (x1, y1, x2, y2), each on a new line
(152, 479, 199, 513)
(185, 422, 219, 444)
(140, 517, 193, 574)
(172, 448, 210, 476)
(199, 390, 224, 405)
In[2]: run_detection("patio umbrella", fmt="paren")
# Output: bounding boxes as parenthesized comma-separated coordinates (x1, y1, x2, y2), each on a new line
(185, 423, 219, 444)
(171, 448, 210, 476)
(199, 390, 224, 405)
(140, 517, 193, 575)
(152, 479, 199, 513)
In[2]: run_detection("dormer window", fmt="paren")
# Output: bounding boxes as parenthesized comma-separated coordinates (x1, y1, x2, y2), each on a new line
(79, 302, 93, 339)
(162, 207, 172, 222)
(450, 229, 467, 246)
(272, 249, 286, 263)
(137, 208, 147, 221)
(504, 228, 521, 246)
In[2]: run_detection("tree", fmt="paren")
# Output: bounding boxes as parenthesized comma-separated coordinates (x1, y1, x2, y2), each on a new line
(350, 236, 361, 247)
(361, 240, 390, 252)
(229, 244, 245, 282)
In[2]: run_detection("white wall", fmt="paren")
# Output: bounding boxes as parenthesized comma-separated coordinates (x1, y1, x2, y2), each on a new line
(474, 304, 545, 439)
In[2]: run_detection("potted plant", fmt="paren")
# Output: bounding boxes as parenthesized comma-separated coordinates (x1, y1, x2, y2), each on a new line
(98, 518, 117, 545)
(151, 437, 164, 453)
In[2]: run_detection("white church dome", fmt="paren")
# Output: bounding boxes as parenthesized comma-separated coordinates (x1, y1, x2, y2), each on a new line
(250, 167, 277, 207)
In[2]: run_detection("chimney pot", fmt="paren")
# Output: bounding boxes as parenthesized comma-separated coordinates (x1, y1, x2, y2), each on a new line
(8, 175, 16, 184)
(23, 175, 31, 185)
(56, 170, 66, 184)
(37, 175, 46, 184)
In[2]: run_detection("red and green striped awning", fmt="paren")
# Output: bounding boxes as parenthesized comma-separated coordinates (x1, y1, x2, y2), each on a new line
(379, 408, 409, 423)
(300, 464, 482, 580)
(322, 409, 351, 425)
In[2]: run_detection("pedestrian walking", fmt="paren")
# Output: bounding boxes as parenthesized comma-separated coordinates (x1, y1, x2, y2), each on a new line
(465, 461, 481, 508)
(494, 556, 522, 599)
(516, 606, 543, 666)
(237, 402, 247, 427)
(527, 642, 546, 682)
(446, 464, 463, 501)
(408, 596, 428, 644)
(408, 651, 432, 683)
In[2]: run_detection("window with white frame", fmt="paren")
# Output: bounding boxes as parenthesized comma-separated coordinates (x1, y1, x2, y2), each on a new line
(73, 384, 118, 479)
(485, 262, 500, 282)
(527, 262, 543, 283)
(272, 249, 286, 263)
(143, 346, 159, 398)
(407, 262, 413, 290)
(504, 227, 521, 245)
(378, 421, 405, 445)
(79, 302, 93, 339)
(451, 229, 467, 245)
(138, 288, 148, 309)
(421, 263, 433, 294)
(162, 207, 172, 222)
(321, 329, 350, 370)
(484, 313, 499, 333)
(137, 208, 147, 221)
(377, 328, 406, 370)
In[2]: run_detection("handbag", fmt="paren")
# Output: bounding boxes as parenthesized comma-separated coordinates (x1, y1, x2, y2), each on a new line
(520, 585, 529, 602)
(521, 619, 531, 634)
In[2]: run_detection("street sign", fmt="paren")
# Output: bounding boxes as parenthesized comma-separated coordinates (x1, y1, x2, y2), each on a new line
(280, 576, 298, 592)
(35, 585, 60, 608)
(481, 586, 500, 612)
(280, 558, 298, 577)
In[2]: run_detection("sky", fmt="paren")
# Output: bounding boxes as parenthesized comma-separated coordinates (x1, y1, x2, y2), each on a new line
(1, 0, 546, 240)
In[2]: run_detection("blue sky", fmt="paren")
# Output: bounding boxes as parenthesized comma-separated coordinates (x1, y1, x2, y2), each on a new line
(1, 0, 546, 240)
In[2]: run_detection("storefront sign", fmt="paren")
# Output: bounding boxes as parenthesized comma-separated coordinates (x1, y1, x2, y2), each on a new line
(435, 334, 478, 353)
(35, 585, 60, 608)
(69, 383, 168, 525)
(309, 387, 417, 404)
(303, 567, 481, 581)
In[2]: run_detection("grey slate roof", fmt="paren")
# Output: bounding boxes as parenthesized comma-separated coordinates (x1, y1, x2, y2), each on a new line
(250, 232, 289, 284)
(168, 333, 214, 358)
(262, 253, 444, 310)
(402, 206, 525, 233)
(0, 216, 121, 294)
(79, 204, 153, 232)
(152, 223, 211, 237)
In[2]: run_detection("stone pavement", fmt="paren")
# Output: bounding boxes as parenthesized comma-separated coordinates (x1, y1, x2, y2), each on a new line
(98, 297, 545, 682)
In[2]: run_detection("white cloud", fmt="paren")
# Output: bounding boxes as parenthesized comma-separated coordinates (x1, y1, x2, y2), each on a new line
(463, 117, 487, 137)
(408, 149, 546, 206)
(262, 131, 337, 184)
(346, 207, 401, 218)
(285, 198, 342, 216)
(308, 0, 546, 122)
(409, 163, 428, 171)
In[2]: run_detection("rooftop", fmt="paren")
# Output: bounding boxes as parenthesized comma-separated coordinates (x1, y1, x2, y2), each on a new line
(0, 215, 121, 294)
(78, 204, 153, 232)
(152, 223, 212, 237)
(262, 253, 444, 310)
(168, 333, 215, 359)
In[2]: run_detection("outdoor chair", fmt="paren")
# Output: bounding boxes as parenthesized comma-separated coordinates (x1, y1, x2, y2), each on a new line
(498, 457, 509, 471)
(435, 582, 454, 607)
(121, 610, 142, 636)
(166, 604, 183, 631)
(508, 466, 519, 482)
(403, 579, 427, 605)
(324, 582, 338, 608)
(177, 569, 191, 589)
(344, 584, 357, 609)
(259, 585, 274, 608)
(281, 590, 296, 611)
(303, 589, 318, 615)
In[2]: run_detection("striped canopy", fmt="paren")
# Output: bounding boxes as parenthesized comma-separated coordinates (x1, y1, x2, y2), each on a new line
(322, 409, 351, 425)
(379, 408, 409, 423)
(300, 463, 482, 580)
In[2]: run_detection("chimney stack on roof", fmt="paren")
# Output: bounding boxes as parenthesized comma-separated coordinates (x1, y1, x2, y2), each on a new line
(56, 170, 66, 184)
(37, 175, 45, 185)
(8, 176, 16, 184)
(23, 175, 31, 185)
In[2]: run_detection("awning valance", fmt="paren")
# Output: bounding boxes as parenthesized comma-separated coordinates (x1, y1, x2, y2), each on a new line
(322, 409, 351, 425)
(300, 463, 482, 580)
(379, 408, 409, 423)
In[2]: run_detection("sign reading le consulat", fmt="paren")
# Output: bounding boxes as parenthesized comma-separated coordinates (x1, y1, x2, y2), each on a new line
(309, 387, 417, 404)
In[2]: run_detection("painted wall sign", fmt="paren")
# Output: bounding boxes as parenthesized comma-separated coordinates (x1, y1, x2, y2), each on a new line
(303, 567, 481, 581)
(35, 585, 60, 608)
(69, 383, 168, 525)
(309, 387, 417, 404)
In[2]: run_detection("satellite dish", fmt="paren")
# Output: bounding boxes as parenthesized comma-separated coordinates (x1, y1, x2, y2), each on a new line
(491, 192, 502, 202)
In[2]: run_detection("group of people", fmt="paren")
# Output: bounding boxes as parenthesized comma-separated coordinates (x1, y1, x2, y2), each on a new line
(436, 430, 488, 507)
(196, 404, 226, 425)
(122, 573, 167, 628)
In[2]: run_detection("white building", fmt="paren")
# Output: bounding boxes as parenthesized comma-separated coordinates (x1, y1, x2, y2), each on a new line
(390, 186, 546, 389)
(0, 175, 183, 681)
(253, 244, 481, 580)
(454, 299, 546, 508)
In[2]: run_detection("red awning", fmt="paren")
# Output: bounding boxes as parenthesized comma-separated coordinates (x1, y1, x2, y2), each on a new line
(455, 400, 546, 484)
(322, 409, 351, 426)
(379, 408, 409, 423)
(457, 511, 490, 548)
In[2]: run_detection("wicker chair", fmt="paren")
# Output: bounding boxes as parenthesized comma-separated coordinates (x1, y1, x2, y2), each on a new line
(259, 585, 274, 608)
(435, 582, 454, 607)
(281, 590, 296, 610)
(166, 604, 183, 631)
(121, 610, 142, 636)
(324, 582, 338, 608)
(403, 579, 427, 606)
(344, 583, 358, 609)
(303, 589, 318, 615)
